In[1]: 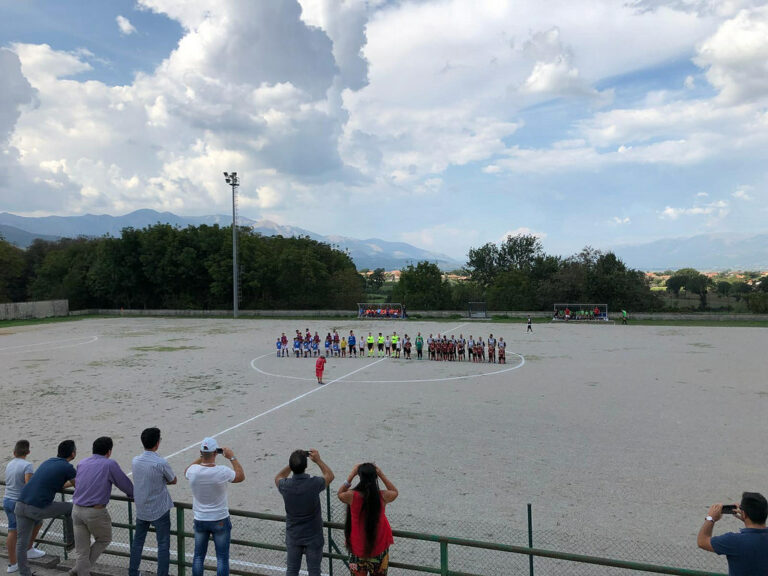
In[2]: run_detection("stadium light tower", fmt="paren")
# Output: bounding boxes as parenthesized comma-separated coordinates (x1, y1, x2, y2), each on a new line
(223, 171, 240, 318)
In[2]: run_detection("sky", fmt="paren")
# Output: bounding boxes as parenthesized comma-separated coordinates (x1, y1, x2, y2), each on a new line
(0, 0, 767, 261)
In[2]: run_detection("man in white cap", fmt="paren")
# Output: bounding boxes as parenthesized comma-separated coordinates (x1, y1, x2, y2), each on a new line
(185, 438, 245, 576)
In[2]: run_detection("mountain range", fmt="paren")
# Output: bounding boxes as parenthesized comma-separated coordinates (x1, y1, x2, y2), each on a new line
(2, 210, 767, 271)
(0, 210, 465, 271)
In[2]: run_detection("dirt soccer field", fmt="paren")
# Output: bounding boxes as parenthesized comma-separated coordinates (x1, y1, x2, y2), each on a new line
(1, 316, 765, 572)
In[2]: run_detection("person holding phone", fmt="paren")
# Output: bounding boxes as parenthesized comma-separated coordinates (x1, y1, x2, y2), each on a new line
(185, 438, 245, 576)
(337, 463, 398, 576)
(697, 491, 768, 573)
(275, 450, 334, 576)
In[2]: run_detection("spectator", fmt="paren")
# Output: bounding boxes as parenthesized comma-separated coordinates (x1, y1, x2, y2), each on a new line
(697, 492, 768, 573)
(4, 440, 46, 574)
(274, 449, 334, 576)
(185, 438, 245, 576)
(14, 440, 77, 576)
(337, 463, 398, 576)
(71, 437, 133, 576)
(129, 428, 177, 576)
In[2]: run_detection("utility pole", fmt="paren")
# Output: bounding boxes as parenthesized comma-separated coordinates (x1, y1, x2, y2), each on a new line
(223, 172, 239, 318)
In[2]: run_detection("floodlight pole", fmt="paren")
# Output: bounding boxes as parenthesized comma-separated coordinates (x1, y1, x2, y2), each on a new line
(223, 171, 240, 318)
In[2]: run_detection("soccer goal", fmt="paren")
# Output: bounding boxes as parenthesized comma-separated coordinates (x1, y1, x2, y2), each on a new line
(358, 303, 405, 319)
(552, 303, 610, 322)
(468, 301, 487, 319)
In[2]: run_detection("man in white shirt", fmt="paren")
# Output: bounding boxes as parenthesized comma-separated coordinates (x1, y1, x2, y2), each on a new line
(185, 438, 245, 576)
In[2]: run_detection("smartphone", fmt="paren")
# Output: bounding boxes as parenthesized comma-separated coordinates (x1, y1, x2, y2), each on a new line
(216, 448, 224, 454)
(304, 450, 312, 457)
(722, 504, 737, 514)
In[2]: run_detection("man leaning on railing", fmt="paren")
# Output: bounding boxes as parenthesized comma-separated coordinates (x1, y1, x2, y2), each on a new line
(697, 491, 768, 574)
(14, 440, 77, 576)
(129, 428, 177, 576)
(70, 437, 134, 576)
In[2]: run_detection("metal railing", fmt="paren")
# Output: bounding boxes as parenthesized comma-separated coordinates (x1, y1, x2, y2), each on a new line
(1, 483, 726, 576)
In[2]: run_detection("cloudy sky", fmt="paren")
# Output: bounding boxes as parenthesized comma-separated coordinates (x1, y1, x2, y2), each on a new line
(1, 0, 767, 260)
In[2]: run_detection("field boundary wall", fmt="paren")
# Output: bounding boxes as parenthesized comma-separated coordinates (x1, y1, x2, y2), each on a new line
(65, 308, 768, 321)
(0, 299, 69, 321)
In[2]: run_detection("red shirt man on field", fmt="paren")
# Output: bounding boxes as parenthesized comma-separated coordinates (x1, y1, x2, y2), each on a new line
(315, 356, 327, 385)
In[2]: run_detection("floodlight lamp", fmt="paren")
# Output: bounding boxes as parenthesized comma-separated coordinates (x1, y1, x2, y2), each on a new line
(231, 172, 237, 177)
(223, 171, 229, 177)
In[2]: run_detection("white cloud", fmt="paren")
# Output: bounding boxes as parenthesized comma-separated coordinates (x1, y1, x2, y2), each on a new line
(694, 5, 768, 104)
(612, 216, 631, 225)
(116, 15, 137, 36)
(731, 186, 753, 200)
(659, 199, 729, 219)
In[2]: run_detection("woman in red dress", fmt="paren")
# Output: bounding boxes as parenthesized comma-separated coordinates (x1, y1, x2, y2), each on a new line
(337, 463, 398, 576)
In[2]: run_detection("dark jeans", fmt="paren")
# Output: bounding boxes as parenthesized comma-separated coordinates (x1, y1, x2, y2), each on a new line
(14, 500, 74, 576)
(129, 511, 172, 576)
(286, 542, 323, 576)
(192, 517, 231, 576)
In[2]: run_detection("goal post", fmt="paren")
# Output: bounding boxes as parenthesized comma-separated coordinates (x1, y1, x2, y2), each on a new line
(468, 301, 487, 319)
(552, 303, 609, 322)
(358, 303, 405, 319)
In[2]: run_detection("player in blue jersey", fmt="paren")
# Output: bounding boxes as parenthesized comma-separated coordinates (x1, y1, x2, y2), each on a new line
(275, 338, 282, 358)
(348, 330, 357, 358)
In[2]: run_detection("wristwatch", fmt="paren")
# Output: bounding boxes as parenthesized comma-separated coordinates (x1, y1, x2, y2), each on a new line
(706, 516, 715, 523)
(228, 457, 237, 461)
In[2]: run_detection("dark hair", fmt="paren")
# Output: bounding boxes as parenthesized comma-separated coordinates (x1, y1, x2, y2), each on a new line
(141, 428, 161, 450)
(92, 436, 113, 456)
(741, 492, 768, 524)
(344, 463, 382, 556)
(13, 440, 30, 458)
(289, 450, 307, 474)
(57, 440, 76, 459)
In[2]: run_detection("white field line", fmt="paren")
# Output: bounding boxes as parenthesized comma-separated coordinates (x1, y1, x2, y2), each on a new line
(160, 356, 387, 463)
(251, 353, 525, 384)
(0, 335, 98, 354)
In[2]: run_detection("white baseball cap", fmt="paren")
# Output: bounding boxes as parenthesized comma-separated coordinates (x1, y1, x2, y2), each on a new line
(200, 437, 219, 453)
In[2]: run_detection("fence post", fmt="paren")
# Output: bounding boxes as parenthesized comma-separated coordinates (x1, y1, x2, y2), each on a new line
(176, 507, 186, 576)
(527, 503, 534, 576)
(61, 491, 68, 561)
(326, 486, 333, 576)
(128, 500, 134, 551)
(440, 541, 448, 576)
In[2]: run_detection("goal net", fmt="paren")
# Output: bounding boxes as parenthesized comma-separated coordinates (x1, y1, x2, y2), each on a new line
(552, 303, 609, 322)
(358, 303, 405, 319)
(468, 301, 487, 319)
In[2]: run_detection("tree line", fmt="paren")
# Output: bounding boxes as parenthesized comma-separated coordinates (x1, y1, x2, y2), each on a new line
(1, 226, 767, 313)
(0, 224, 364, 310)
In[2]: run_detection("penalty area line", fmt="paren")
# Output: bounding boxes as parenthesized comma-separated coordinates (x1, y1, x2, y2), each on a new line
(160, 356, 387, 463)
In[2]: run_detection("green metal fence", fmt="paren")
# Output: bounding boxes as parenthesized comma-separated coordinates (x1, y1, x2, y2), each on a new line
(1, 484, 726, 576)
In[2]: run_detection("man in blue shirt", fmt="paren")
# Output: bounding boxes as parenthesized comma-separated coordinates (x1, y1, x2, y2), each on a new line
(129, 428, 177, 576)
(275, 450, 334, 576)
(697, 491, 768, 575)
(15, 440, 77, 576)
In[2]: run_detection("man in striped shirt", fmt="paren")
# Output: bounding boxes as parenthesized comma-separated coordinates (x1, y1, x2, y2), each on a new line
(129, 428, 177, 576)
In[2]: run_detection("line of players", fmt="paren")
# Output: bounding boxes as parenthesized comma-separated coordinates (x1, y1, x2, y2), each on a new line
(276, 329, 507, 363)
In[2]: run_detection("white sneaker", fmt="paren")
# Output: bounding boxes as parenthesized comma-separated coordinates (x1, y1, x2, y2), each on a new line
(7, 564, 18, 573)
(27, 548, 46, 559)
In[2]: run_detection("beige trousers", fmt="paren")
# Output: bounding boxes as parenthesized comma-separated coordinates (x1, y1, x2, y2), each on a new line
(72, 505, 112, 576)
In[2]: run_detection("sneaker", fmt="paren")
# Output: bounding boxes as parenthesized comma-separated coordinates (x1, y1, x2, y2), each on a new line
(7, 564, 18, 573)
(27, 549, 46, 560)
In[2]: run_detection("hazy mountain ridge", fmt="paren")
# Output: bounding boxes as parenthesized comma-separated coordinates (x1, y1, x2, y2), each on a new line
(3, 210, 767, 271)
(611, 234, 768, 271)
(0, 210, 464, 271)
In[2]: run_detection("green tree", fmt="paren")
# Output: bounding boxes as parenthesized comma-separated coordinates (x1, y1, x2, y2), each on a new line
(368, 268, 386, 292)
(0, 239, 26, 302)
(716, 281, 732, 298)
(391, 261, 451, 310)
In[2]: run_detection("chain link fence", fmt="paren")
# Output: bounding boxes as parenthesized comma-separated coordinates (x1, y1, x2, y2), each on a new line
(1, 484, 725, 576)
